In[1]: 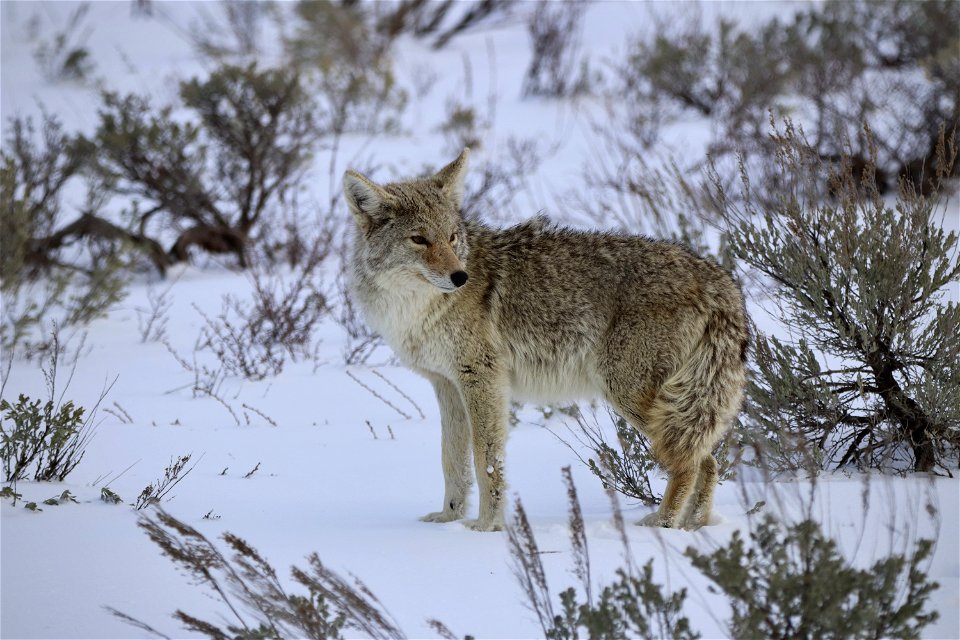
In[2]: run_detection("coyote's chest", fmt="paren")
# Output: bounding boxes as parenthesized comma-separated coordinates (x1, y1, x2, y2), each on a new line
(355, 277, 456, 374)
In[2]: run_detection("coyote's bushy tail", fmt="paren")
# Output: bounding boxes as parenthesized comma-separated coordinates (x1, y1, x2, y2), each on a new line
(647, 306, 748, 471)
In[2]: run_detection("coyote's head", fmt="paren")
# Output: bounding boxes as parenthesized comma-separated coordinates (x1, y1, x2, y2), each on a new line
(344, 149, 470, 293)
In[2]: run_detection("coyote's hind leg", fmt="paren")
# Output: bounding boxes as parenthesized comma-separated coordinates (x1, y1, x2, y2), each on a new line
(682, 455, 719, 530)
(637, 458, 698, 528)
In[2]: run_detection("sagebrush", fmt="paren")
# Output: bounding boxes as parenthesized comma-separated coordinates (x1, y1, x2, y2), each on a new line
(715, 120, 959, 473)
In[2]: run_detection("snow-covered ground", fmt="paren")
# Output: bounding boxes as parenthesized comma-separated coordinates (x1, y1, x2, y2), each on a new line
(2, 2, 958, 638)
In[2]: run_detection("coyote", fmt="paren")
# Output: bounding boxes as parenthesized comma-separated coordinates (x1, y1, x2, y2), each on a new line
(344, 149, 748, 532)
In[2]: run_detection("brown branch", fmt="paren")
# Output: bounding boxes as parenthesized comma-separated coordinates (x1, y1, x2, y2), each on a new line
(31, 212, 171, 275)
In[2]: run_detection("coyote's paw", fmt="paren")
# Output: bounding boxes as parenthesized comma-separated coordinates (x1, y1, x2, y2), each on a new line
(419, 510, 461, 523)
(636, 511, 672, 528)
(463, 518, 503, 532)
(682, 511, 709, 531)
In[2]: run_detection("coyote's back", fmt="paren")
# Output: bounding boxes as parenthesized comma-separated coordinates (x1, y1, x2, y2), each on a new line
(344, 149, 748, 531)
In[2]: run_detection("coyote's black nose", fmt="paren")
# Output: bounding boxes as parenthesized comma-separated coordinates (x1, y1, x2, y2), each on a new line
(451, 271, 468, 288)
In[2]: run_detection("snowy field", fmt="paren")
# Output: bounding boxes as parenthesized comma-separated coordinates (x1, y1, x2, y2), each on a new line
(2, 2, 958, 638)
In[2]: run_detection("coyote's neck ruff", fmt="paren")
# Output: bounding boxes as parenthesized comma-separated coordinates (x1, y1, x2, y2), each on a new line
(345, 149, 749, 532)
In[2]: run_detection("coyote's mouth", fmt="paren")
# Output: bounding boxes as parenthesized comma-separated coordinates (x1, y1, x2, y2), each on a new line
(416, 272, 457, 293)
(430, 281, 458, 293)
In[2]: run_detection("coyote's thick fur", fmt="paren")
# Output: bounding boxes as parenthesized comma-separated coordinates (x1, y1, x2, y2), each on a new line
(344, 149, 749, 531)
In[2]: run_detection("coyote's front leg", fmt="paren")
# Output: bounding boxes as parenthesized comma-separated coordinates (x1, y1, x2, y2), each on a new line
(457, 360, 508, 532)
(420, 374, 472, 523)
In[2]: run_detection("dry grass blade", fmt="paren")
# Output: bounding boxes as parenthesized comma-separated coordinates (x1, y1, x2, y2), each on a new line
(113, 509, 390, 639)
(102, 607, 172, 639)
(562, 465, 592, 605)
(606, 485, 632, 561)
(426, 619, 460, 640)
(505, 496, 555, 636)
(292, 556, 407, 640)
(136, 509, 250, 632)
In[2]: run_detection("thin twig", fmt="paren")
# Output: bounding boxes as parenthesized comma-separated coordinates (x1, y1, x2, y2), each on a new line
(197, 387, 240, 426)
(103, 607, 172, 640)
(371, 369, 425, 419)
(163, 382, 195, 396)
(103, 408, 129, 424)
(93, 459, 140, 488)
(345, 370, 411, 420)
(162, 338, 194, 372)
(241, 403, 278, 427)
(112, 401, 133, 423)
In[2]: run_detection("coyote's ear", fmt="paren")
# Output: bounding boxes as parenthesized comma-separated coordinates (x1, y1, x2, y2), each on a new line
(343, 170, 390, 231)
(433, 147, 470, 206)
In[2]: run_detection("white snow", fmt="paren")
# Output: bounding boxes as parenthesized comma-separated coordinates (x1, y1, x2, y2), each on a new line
(1, 2, 957, 639)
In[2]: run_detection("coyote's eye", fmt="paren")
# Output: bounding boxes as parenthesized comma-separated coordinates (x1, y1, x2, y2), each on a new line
(410, 235, 429, 245)
(450, 233, 458, 244)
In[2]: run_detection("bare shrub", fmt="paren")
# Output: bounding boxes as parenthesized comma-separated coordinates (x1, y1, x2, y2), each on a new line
(435, 52, 492, 158)
(186, 1, 409, 138)
(715, 120, 959, 473)
(372, 0, 517, 50)
(522, 0, 590, 98)
(333, 247, 383, 365)
(620, 10, 789, 123)
(460, 137, 548, 223)
(430, 0, 516, 49)
(247, 268, 327, 359)
(189, 0, 273, 61)
(566, 408, 661, 507)
(135, 282, 173, 344)
(779, 0, 959, 193)
(92, 63, 320, 268)
(1, 113, 139, 355)
(254, 192, 334, 270)
(195, 298, 283, 382)
(615, 1, 959, 189)
(281, 1, 406, 136)
(110, 509, 405, 639)
(133, 454, 197, 510)
(437, 100, 486, 155)
(556, 406, 737, 506)
(192, 217, 330, 381)
(196, 257, 328, 381)
(571, 142, 727, 265)
(160, 336, 231, 407)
